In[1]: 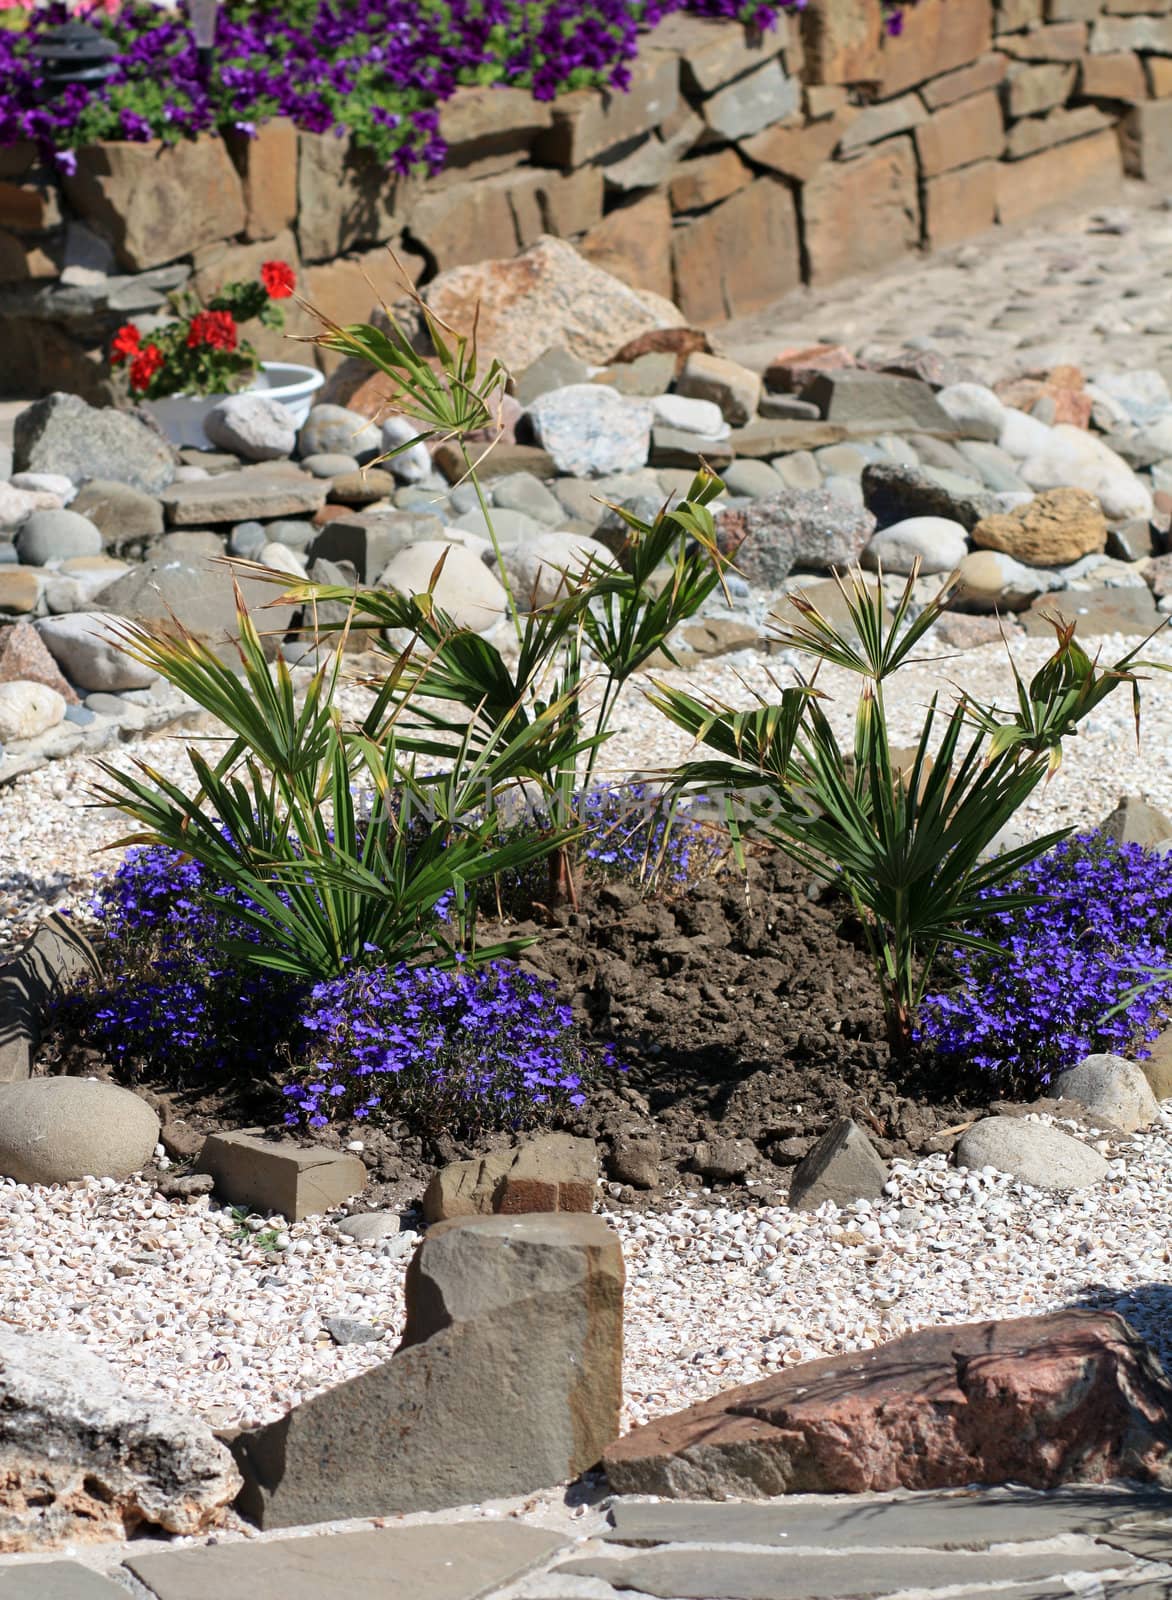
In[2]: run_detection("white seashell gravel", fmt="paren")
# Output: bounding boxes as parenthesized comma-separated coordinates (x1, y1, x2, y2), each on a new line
(0, 1105, 1168, 1434)
(2, 630, 1172, 1429)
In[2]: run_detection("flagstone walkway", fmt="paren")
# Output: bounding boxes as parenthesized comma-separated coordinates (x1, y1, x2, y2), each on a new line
(10, 1486, 1172, 1600)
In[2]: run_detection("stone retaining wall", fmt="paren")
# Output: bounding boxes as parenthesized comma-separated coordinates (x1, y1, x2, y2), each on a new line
(3, 0, 1171, 401)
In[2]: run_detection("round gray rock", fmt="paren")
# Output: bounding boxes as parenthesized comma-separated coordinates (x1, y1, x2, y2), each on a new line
(298, 404, 381, 463)
(205, 394, 297, 463)
(336, 1212, 406, 1243)
(955, 1116, 1108, 1191)
(301, 452, 361, 479)
(0, 1078, 160, 1184)
(1052, 1053, 1160, 1133)
(15, 510, 102, 566)
(863, 515, 969, 575)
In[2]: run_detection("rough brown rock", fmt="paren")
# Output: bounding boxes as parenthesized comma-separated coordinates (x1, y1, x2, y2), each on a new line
(1080, 50, 1146, 102)
(422, 235, 684, 373)
(915, 91, 1004, 176)
(802, 137, 919, 286)
(921, 51, 1008, 109)
(232, 1214, 624, 1527)
(227, 118, 298, 242)
(62, 138, 246, 272)
(801, 0, 882, 84)
(604, 1309, 1172, 1498)
(923, 161, 999, 249)
(1122, 99, 1172, 185)
(971, 487, 1107, 566)
(739, 109, 854, 183)
(0, 622, 78, 704)
(296, 132, 403, 263)
(422, 1133, 600, 1224)
(0, 1327, 240, 1549)
(880, 0, 993, 95)
(538, 51, 679, 167)
(669, 148, 751, 213)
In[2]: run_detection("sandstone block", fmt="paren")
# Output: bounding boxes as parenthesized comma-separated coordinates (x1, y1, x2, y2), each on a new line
(1122, 98, 1172, 183)
(995, 129, 1122, 223)
(803, 137, 919, 286)
(881, 0, 994, 95)
(916, 90, 1004, 175)
(801, 0, 882, 84)
(1005, 59, 1078, 114)
(580, 192, 673, 300)
(671, 178, 801, 324)
(1006, 104, 1113, 157)
(62, 138, 245, 272)
(227, 118, 298, 242)
(999, 19, 1089, 57)
(739, 109, 854, 182)
(678, 351, 762, 426)
(200, 1131, 366, 1221)
(972, 486, 1107, 564)
(1080, 49, 1146, 99)
(423, 1134, 600, 1223)
(538, 51, 679, 167)
(159, 469, 327, 527)
(669, 147, 751, 212)
(437, 85, 552, 160)
(839, 92, 926, 154)
(232, 1214, 624, 1526)
(921, 51, 1009, 107)
(648, 12, 787, 94)
(923, 160, 999, 248)
(408, 172, 521, 273)
(1090, 12, 1172, 50)
(296, 132, 401, 262)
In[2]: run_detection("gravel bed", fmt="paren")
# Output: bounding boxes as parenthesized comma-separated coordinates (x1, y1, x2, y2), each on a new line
(0, 1104, 1169, 1438)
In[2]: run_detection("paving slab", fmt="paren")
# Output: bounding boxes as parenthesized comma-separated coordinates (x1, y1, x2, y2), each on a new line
(604, 1488, 1172, 1552)
(1099, 1523, 1172, 1561)
(0, 1563, 126, 1599)
(125, 1522, 567, 1600)
(557, 1544, 1128, 1600)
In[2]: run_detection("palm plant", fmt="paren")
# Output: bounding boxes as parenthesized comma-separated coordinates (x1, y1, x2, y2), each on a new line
(92, 588, 577, 980)
(291, 276, 733, 908)
(649, 567, 1158, 1055)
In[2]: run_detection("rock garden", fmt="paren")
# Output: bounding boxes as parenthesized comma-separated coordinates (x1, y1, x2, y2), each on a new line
(11, 5, 1172, 1597)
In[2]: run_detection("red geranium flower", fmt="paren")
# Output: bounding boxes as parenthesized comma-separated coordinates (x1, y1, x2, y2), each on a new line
(260, 259, 295, 300)
(128, 344, 165, 393)
(187, 310, 239, 352)
(110, 324, 141, 365)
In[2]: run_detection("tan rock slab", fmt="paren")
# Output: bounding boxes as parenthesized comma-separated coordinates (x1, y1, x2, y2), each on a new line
(649, 12, 787, 94)
(1000, 20, 1089, 58)
(995, 129, 1122, 224)
(295, 132, 403, 263)
(916, 90, 1005, 175)
(972, 486, 1107, 565)
(1007, 104, 1114, 159)
(923, 160, 999, 248)
(159, 470, 327, 528)
(839, 92, 926, 154)
(437, 84, 552, 152)
(0, 569, 41, 617)
(408, 172, 521, 273)
(921, 51, 1008, 108)
(62, 138, 245, 272)
(200, 1131, 366, 1221)
(0, 1563, 126, 1599)
(739, 109, 853, 183)
(1122, 99, 1172, 183)
(1005, 60, 1078, 116)
(803, 137, 919, 286)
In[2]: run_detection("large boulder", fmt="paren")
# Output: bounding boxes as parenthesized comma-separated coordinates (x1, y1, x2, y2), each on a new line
(603, 1309, 1172, 1497)
(0, 1327, 240, 1549)
(231, 1213, 624, 1527)
(377, 540, 508, 632)
(1052, 1054, 1160, 1133)
(715, 490, 876, 588)
(35, 612, 159, 693)
(955, 1115, 1109, 1190)
(0, 1078, 159, 1184)
(971, 487, 1108, 568)
(526, 385, 653, 478)
(13, 393, 177, 494)
(1018, 427, 1153, 522)
(422, 234, 685, 372)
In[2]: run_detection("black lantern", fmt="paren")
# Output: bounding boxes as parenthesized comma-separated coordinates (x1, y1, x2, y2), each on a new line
(30, 21, 118, 99)
(188, 0, 220, 84)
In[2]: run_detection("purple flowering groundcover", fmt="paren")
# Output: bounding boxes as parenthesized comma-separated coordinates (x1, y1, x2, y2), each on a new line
(1, 0, 798, 174)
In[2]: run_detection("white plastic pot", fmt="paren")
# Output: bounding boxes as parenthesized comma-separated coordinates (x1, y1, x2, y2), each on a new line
(142, 360, 325, 450)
